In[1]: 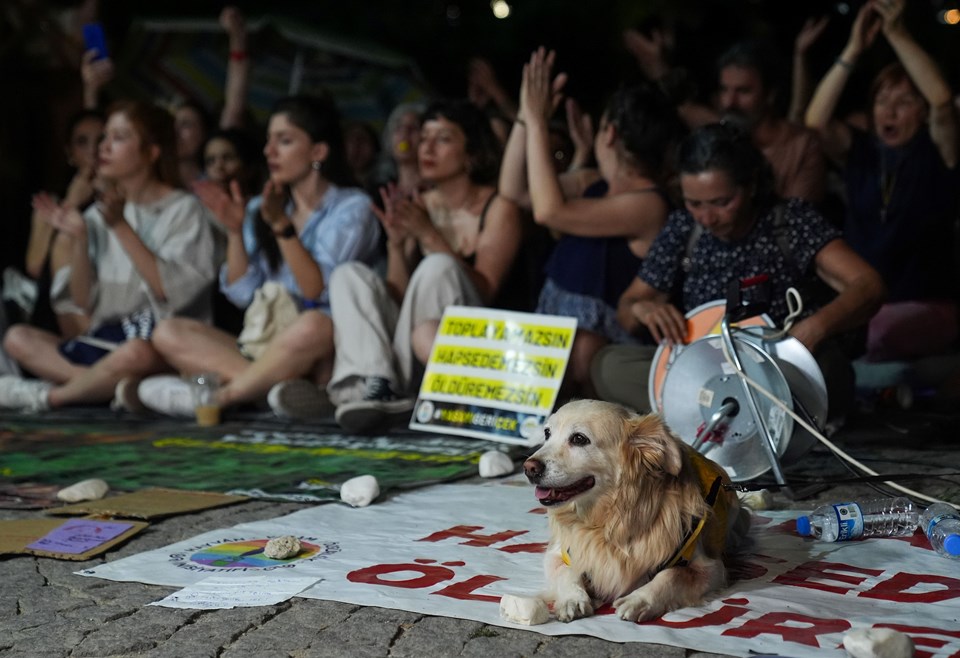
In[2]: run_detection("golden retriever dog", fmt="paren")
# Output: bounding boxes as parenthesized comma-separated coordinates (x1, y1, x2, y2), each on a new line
(523, 399, 750, 623)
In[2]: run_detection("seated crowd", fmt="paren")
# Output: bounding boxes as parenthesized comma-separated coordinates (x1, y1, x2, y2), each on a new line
(0, 0, 957, 431)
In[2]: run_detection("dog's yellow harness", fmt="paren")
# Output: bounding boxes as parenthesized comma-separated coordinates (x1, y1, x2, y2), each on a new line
(658, 445, 731, 571)
(559, 446, 732, 573)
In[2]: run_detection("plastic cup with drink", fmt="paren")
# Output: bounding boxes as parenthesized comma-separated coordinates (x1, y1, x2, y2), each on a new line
(190, 373, 221, 426)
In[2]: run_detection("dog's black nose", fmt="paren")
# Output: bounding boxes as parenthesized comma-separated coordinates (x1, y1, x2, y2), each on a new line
(523, 458, 544, 481)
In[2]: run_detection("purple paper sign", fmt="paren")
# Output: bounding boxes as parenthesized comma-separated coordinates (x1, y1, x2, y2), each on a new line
(26, 519, 134, 554)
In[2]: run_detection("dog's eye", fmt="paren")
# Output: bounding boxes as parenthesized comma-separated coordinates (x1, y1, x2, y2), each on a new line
(543, 427, 551, 441)
(569, 432, 590, 447)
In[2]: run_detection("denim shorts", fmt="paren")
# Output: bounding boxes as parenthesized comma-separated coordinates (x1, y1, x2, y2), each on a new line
(58, 310, 156, 366)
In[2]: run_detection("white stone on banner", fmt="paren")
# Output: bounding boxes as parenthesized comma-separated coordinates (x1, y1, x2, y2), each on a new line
(499, 594, 549, 625)
(264, 536, 302, 560)
(843, 627, 915, 658)
(479, 450, 514, 477)
(340, 475, 380, 507)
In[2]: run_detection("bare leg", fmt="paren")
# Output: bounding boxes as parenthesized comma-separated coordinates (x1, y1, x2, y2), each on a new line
(48, 339, 172, 407)
(56, 312, 90, 341)
(151, 317, 251, 382)
(219, 310, 334, 406)
(567, 330, 607, 399)
(3, 324, 84, 383)
(311, 352, 335, 389)
(411, 319, 440, 365)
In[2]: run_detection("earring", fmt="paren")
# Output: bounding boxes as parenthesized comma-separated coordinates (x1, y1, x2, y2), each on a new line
(311, 160, 322, 172)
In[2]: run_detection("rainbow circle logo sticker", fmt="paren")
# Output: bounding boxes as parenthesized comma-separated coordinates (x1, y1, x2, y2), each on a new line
(169, 537, 341, 572)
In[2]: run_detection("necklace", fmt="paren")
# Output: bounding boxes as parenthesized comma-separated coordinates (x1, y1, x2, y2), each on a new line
(879, 150, 900, 224)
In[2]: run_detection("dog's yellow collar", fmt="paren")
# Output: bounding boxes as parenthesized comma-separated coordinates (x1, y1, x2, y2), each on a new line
(561, 547, 572, 566)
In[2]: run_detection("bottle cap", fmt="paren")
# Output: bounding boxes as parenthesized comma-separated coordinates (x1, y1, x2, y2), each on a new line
(943, 534, 960, 556)
(796, 515, 811, 536)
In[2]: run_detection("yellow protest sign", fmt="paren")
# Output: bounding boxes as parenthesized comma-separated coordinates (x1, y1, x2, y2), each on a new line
(411, 306, 576, 446)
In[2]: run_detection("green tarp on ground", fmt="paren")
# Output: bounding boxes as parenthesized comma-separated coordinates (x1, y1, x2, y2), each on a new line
(0, 410, 518, 503)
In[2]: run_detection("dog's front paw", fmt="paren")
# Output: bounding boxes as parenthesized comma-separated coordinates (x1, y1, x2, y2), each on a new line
(613, 590, 665, 622)
(553, 593, 593, 622)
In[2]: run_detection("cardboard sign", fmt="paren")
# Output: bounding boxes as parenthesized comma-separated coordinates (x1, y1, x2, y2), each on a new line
(47, 488, 247, 520)
(410, 307, 576, 446)
(0, 517, 147, 560)
(26, 518, 134, 554)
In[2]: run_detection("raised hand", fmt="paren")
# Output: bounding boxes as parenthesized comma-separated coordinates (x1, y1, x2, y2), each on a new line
(32, 192, 59, 223)
(35, 193, 86, 238)
(371, 182, 410, 246)
(259, 179, 288, 231)
(565, 98, 594, 169)
(847, 3, 882, 57)
(622, 27, 671, 80)
(98, 182, 126, 229)
(467, 57, 511, 109)
(80, 49, 114, 108)
(49, 207, 87, 238)
(219, 5, 246, 37)
(391, 188, 433, 242)
(62, 165, 97, 209)
(795, 16, 829, 57)
(193, 179, 246, 233)
(871, 0, 905, 36)
(519, 47, 567, 125)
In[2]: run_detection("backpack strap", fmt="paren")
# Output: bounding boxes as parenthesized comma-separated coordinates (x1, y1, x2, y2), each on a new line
(770, 203, 801, 279)
(681, 222, 703, 273)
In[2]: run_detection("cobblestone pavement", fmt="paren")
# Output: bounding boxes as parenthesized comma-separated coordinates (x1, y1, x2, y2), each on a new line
(2, 403, 958, 658)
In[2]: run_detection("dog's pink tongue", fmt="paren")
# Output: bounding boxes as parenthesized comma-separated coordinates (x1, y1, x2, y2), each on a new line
(535, 486, 570, 505)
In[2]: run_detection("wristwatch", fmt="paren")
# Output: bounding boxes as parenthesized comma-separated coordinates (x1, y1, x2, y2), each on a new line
(274, 224, 297, 239)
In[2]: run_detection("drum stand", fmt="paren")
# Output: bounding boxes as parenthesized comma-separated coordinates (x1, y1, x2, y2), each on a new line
(718, 311, 790, 492)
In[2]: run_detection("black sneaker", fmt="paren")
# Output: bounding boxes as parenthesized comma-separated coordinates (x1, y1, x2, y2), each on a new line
(267, 379, 334, 420)
(334, 377, 414, 433)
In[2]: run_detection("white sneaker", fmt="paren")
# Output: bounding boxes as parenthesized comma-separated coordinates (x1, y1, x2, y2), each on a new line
(138, 375, 195, 418)
(267, 379, 333, 420)
(0, 375, 52, 412)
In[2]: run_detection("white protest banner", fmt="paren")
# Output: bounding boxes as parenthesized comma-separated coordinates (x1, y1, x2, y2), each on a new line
(79, 478, 960, 658)
(409, 306, 576, 446)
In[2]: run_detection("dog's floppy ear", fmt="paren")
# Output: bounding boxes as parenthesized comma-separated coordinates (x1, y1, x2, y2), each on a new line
(625, 414, 684, 477)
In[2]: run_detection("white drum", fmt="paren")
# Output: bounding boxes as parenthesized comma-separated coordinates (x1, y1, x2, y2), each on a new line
(660, 327, 826, 482)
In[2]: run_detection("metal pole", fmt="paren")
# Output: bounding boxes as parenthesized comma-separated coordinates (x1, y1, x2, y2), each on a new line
(692, 399, 739, 452)
(720, 315, 789, 487)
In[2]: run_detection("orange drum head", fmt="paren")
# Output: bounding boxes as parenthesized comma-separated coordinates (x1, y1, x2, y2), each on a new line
(648, 300, 773, 413)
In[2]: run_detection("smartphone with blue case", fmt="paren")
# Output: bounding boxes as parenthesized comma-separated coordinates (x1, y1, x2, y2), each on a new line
(82, 22, 109, 61)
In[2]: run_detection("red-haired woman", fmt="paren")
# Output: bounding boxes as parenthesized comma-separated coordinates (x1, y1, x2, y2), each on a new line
(0, 99, 217, 411)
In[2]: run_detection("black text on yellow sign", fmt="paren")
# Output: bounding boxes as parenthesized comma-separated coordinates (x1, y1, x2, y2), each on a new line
(432, 345, 563, 379)
(439, 317, 573, 349)
(423, 373, 555, 411)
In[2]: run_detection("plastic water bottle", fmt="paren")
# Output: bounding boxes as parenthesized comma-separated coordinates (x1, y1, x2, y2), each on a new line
(919, 503, 960, 560)
(796, 497, 918, 542)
